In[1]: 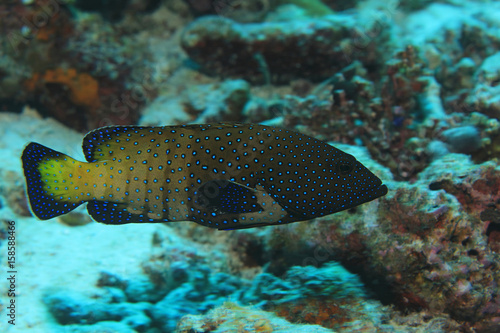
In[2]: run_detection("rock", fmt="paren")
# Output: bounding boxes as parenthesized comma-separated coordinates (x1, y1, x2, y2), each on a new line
(124, 276, 168, 303)
(426, 140, 450, 160)
(176, 302, 334, 333)
(442, 125, 482, 154)
(181, 15, 387, 84)
(468, 52, 500, 118)
(42, 289, 152, 329)
(57, 321, 136, 333)
(139, 79, 251, 125)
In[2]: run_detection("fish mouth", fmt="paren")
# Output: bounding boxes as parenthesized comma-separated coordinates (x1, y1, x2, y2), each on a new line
(377, 184, 388, 197)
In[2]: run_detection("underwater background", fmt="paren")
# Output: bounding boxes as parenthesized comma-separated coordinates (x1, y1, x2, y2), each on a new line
(1, 0, 500, 332)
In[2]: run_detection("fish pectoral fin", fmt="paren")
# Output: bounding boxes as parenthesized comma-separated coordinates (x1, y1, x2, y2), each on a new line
(195, 180, 263, 215)
(194, 180, 289, 230)
(216, 184, 290, 230)
(87, 201, 167, 224)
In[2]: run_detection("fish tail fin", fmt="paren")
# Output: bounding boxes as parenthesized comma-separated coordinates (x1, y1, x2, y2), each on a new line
(22, 142, 86, 220)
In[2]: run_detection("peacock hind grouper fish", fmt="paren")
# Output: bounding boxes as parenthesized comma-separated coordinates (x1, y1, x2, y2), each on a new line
(21, 123, 388, 230)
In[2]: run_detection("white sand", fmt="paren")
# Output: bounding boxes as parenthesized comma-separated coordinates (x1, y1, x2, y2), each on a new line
(0, 110, 163, 332)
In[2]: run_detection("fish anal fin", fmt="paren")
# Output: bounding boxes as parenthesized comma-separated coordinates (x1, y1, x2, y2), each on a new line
(87, 201, 168, 224)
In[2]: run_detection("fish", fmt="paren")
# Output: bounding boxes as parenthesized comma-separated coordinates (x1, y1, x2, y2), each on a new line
(21, 123, 388, 230)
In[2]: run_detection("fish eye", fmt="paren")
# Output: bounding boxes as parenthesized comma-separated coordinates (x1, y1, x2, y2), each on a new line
(337, 162, 353, 174)
(334, 154, 356, 174)
(338, 162, 353, 174)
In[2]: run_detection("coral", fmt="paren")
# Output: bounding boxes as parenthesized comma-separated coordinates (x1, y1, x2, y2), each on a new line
(40, 227, 390, 332)
(0, 0, 171, 131)
(467, 52, 500, 119)
(430, 112, 500, 164)
(23, 68, 103, 131)
(73, 0, 130, 21)
(398, 0, 435, 11)
(55, 321, 136, 333)
(275, 0, 334, 16)
(140, 79, 251, 125)
(1, 0, 74, 51)
(181, 78, 250, 123)
(419, 8, 500, 120)
(281, 47, 440, 181)
(4, 1, 500, 332)
(181, 14, 389, 84)
(441, 125, 482, 154)
(26, 68, 101, 110)
(185, 0, 336, 22)
(0, 1, 74, 110)
(176, 302, 335, 333)
(263, 154, 500, 329)
(388, 311, 461, 332)
(423, 154, 500, 215)
(240, 262, 385, 330)
(0, 170, 31, 217)
(42, 289, 152, 329)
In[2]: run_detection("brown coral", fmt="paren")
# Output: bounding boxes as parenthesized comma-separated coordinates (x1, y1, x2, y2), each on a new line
(181, 15, 387, 84)
(26, 68, 101, 110)
(176, 302, 333, 333)
(262, 155, 500, 330)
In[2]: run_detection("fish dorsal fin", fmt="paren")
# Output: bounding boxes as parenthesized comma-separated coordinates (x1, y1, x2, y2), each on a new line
(82, 123, 249, 162)
(82, 126, 151, 162)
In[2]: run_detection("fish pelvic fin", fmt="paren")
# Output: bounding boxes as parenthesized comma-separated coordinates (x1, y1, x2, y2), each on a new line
(22, 142, 86, 220)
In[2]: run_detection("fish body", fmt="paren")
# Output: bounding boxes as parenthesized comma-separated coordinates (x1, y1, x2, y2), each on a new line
(21, 123, 387, 230)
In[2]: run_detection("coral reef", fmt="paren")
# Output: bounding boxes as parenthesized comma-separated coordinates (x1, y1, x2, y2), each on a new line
(262, 153, 500, 330)
(467, 52, 500, 119)
(2, 1, 500, 332)
(73, 0, 163, 21)
(240, 262, 386, 331)
(276, 0, 335, 16)
(181, 14, 389, 84)
(38, 217, 468, 333)
(278, 47, 437, 181)
(140, 79, 251, 126)
(43, 289, 152, 329)
(176, 302, 333, 333)
(0, 0, 187, 130)
(185, 0, 340, 22)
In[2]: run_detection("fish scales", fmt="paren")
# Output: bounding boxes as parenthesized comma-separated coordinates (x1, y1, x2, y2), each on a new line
(21, 123, 388, 230)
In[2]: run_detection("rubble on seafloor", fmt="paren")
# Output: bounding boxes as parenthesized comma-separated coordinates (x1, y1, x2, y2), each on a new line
(175, 302, 335, 333)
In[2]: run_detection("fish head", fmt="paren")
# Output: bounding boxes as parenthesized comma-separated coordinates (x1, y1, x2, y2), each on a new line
(323, 151, 388, 213)
(261, 144, 388, 221)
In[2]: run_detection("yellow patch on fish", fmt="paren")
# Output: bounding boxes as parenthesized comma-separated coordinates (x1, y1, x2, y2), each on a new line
(21, 123, 387, 230)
